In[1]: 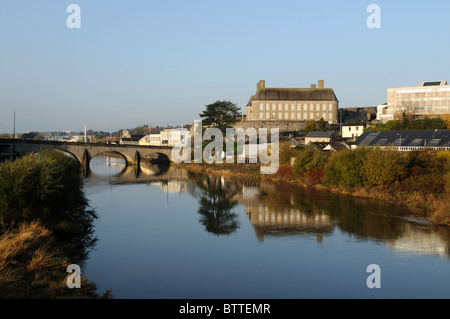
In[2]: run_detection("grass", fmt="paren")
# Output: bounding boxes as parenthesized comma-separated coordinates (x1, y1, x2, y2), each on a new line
(0, 222, 111, 299)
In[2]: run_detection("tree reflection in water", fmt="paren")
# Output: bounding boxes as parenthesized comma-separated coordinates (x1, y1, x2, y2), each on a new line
(193, 174, 240, 236)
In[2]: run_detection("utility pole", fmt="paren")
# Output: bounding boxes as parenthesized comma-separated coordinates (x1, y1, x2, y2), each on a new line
(12, 110, 16, 154)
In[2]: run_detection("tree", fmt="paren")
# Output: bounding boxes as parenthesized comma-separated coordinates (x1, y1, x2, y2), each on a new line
(304, 120, 317, 134)
(317, 118, 327, 131)
(134, 126, 144, 135)
(199, 100, 240, 134)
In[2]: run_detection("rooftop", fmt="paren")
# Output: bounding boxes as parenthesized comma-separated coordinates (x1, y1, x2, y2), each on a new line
(305, 131, 335, 138)
(354, 130, 450, 148)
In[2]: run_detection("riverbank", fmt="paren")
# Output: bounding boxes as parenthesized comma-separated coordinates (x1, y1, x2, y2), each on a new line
(0, 222, 110, 298)
(175, 162, 450, 227)
(0, 150, 110, 298)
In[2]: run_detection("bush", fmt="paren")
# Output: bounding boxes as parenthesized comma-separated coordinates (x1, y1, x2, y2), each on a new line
(279, 142, 301, 166)
(292, 146, 329, 179)
(303, 167, 325, 186)
(0, 150, 96, 232)
(324, 148, 368, 189)
(363, 148, 408, 186)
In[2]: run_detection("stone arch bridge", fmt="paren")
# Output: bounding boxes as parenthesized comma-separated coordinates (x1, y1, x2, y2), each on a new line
(0, 139, 173, 169)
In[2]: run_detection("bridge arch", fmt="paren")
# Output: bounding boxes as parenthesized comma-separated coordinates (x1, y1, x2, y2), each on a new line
(33, 148, 81, 164)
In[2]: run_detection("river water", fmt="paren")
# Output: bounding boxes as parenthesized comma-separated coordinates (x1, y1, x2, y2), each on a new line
(82, 155, 450, 299)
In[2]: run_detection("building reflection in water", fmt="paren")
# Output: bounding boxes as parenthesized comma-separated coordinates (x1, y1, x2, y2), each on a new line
(86, 163, 450, 257)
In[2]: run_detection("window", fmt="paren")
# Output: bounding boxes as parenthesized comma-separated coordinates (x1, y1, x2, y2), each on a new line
(278, 104, 282, 111)
(329, 104, 333, 111)
(310, 112, 314, 119)
(278, 113, 282, 119)
(285, 104, 288, 110)
(297, 104, 301, 111)
(285, 113, 288, 119)
(259, 104, 264, 111)
(259, 112, 264, 119)
(304, 104, 307, 111)
(266, 112, 270, 119)
(272, 104, 276, 110)
(316, 104, 320, 111)
(322, 104, 326, 111)
(329, 113, 332, 119)
(310, 104, 314, 111)
(291, 112, 295, 119)
(291, 104, 295, 111)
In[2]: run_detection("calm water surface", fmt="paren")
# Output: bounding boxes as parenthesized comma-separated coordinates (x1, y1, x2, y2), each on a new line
(83, 155, 450, 299)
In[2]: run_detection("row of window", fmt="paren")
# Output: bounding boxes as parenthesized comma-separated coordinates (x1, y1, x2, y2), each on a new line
(398, 96, 450, 102)
(393, 146, 450, 151)
(397, 105, 450, 111)
(259, 103, 334, 112)
(396, 87, 450, 94)
(258, 112, 333, 120)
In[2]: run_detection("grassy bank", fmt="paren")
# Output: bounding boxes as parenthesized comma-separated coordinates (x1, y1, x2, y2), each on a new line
(0, 150, 109, 298)
(176, 145, 450, 227)
(0, 222, 110, 298)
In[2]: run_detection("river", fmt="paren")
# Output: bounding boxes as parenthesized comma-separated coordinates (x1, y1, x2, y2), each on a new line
(82, 155, 450, 299)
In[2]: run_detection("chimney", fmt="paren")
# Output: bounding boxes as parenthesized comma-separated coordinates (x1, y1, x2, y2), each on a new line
(310, 84, 317, 89)
(318, 80, 324, 89)
(257, 80, 265, 91)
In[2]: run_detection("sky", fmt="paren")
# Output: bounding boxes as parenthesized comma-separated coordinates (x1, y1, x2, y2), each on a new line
(1, 0, 450, 133)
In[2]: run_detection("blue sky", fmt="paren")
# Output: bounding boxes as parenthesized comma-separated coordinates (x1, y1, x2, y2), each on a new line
(1, 0, 450, 133)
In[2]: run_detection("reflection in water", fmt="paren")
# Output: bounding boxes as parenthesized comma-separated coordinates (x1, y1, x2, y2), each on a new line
(192, 174, 240, 236)
(89, 155, 127, 176)
(85, 162, 450, 258)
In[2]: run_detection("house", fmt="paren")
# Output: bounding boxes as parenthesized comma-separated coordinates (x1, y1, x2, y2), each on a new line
(245, 80, 339, 124)
(279, 135, 301, 147)
(139, 135, 151, 146)
(352, 130, 450, 151)
(120, 134, 145, 145)
(305, 131, 335, 145)
(341, 124, 365, 140)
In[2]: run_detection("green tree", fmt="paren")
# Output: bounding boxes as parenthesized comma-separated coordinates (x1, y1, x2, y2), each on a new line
(304, 120, 317, 134)
(199, 100, 240, 134)
(134, 126, 145, 135)
(317, 118, 327, 131)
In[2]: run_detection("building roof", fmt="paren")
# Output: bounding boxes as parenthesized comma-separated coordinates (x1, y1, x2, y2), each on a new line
(354, 130, 450, 148)
(305, 131, 335, 138)
(250, 88, 338, 104)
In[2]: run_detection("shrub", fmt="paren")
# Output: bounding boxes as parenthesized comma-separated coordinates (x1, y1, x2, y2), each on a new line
(279, 142, 301, 166)
(275, 166, 294, 179)
(0, 150, 96, 232)
(363, 148, 408, 186)
(324, 148, 368, 189)
(292, 146, 329, 179)
(303, 167, 325, 186)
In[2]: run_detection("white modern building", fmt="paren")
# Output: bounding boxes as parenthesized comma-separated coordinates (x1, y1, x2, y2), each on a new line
(385, 81, 450, 121)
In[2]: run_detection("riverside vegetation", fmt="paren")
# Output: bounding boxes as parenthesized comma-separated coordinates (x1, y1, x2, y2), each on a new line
(0, 150, 110, 298)
(179, 142, 450, 227)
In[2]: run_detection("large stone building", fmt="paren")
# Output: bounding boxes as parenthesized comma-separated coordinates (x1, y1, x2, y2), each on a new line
(245, 80, 339, 124)
(385, 81, 450, 122)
